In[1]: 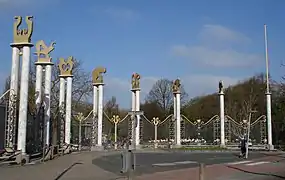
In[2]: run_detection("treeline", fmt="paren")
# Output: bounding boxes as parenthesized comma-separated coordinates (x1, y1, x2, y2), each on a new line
(2, 59, 285, 145)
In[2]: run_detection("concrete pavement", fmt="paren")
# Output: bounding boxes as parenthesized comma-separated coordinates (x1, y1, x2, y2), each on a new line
(0, 150, 284, 180)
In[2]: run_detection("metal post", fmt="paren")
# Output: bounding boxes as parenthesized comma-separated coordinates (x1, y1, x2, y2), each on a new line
(115, 123, 118, 150)
(79, 120, 82, 151)
(199, 163, 205, 180)
(154, 124, 158, 149)
(152, 117, 160, 149)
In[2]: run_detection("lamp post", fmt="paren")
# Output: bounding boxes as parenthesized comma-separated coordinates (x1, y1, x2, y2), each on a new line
(75, 112, 85, 151)
(111, 115, 120, 150)
(152, 117, 160, 149)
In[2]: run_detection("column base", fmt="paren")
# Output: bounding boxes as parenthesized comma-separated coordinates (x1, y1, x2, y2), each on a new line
(220, 144, 226, 148)
(173, 144, 182, 148)
(266, 144, 275, 151)
(91, 145, 104, 151)
(135, 144, 142, 149)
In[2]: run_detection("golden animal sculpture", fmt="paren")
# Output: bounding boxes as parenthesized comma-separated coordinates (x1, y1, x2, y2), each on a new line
(219, 80, 223, 93)
(92, 67, 106, 84)
(131, 73, 140, 89)
(172, 79, 181, 93)
(58, 56, 74, 77)
(13, 16, 33, 44)
(35, 40, 56, 63)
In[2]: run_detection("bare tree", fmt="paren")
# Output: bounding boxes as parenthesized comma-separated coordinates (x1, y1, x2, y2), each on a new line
(146, 78, 188, 114)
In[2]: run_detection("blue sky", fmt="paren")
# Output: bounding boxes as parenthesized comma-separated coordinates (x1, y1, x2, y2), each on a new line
(0, 0, 285, 108)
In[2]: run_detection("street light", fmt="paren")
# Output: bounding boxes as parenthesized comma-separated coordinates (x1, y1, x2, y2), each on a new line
(152, 117, 160, 149)
(111, 115, 121, 150)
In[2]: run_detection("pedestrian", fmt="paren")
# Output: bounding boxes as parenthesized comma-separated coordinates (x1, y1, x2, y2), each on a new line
(240, 136, 246, 158)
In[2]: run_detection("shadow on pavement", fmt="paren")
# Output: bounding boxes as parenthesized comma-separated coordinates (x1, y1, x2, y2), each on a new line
(54, 162, 83, 180)
(227, 165, 285, 179)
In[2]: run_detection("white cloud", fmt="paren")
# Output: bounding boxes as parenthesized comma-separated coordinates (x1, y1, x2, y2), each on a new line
(172, 24, 262, 68)
(198, 24, 251, 45)
(104, 7, 140, 22)
(181, 74, 239, 97)
(103, 74, 239, 108)
(172, 45, 261, 67)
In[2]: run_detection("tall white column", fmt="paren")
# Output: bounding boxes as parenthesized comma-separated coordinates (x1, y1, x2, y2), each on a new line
(7, 46, 20, 147)
(97, 84, 104, 146)
(131, 91, 136, 141)
(59, 78, 65, 107)
(10, 47, 20, 97)
(219, 92, 225, 146)
(65, 77, 72, 144)
(35, 65, 43, 109)
(173, 94, 177, 141)
(135, 90, 140, 146)
(93, 86, 98, 115)
(91, 85, 98, 147)
(17, 46, 31, 153)
(44, 65, 52, 145)
(266, 93, 273, 147)
(175, 93, 181, 146)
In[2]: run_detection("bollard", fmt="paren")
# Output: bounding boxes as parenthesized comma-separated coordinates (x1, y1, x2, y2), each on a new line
(121, 150, 136, 179)
(121, 151, 127, 173)
(199, 163, 205, 180)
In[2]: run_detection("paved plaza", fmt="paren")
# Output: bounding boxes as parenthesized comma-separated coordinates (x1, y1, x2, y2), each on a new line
(0, 150, 285, 180)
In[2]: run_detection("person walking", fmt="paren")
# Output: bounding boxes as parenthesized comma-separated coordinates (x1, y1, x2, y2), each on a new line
(240, 136, 246, 158)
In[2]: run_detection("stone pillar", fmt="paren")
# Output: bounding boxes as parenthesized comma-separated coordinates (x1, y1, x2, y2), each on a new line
(97, 84, 104, 147)
(131, 90, 136, 142)
(91, 67, 106, 151)
(266, 92, 273, 149)
(17, 45, 33, 153)
(58, 57, 74, 145)
(11, 15, 34, 154)
(173, 94, 177, 141)
(172, 79, 181, 147)
(135, 90, 140, 146)
(6, 45, 20, 148)
(65, 77, 73, 144)
(218, 81, 225, 147)
(59, 77, 65, 146)
(175, 93, 181, 146)
(91, 85, 98, 147)
(34, 40, 56, 146)
(35, 65, 43, 109)
(44, 65, 53, 145)
(131, 73, 141, 147)
(59, 78, 66, 106)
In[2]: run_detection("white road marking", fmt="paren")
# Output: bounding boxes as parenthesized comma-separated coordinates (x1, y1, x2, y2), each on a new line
(173, 161, 197, 164)
(153, 163, 176, 166)
(227, 160, 252, 165)
(246, 161, 270, 166)
(153, 161, 197, 166)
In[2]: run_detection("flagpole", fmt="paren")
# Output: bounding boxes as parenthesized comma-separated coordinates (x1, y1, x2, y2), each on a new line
(264, 24, 270, 93)
(264, 24, 273, 149)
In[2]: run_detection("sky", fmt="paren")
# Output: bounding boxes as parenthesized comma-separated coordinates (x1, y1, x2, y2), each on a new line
(0, 0, 285, 108)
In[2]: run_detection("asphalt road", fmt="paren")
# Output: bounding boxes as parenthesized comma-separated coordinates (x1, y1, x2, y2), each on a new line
(92, 151, 267, 176)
